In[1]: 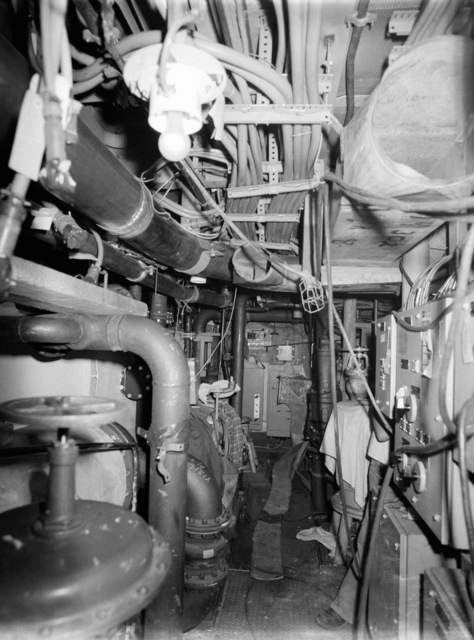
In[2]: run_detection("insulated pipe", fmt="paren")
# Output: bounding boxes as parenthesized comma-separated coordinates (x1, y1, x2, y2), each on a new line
(58, 119, 233, 281)
(232, 246, 300, 290)
(0, 313, 190, 640)
(186, 455, 222, 521)
(230, 293, 248, 417)
(43, 219, 232, 307)
(0, 36, 233, 282)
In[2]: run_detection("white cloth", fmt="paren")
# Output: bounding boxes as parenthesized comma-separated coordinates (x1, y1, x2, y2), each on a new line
(320, 401, 374, 509)
(367, 429, 390, 465)
(296, 526, 336, 551)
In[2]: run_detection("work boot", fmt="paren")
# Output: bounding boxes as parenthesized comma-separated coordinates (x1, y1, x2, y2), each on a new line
(315, 608, 346, 630)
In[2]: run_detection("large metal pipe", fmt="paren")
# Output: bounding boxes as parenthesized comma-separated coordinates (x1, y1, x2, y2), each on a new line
(0, 313, 189, 640)
(59, 119, 234, 281)
(35, 219, 232, 307)
(186, 455, 222, 521)
(0, 35, 234, 282)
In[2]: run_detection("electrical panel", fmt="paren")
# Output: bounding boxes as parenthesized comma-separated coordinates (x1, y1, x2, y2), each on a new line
(392, 296, 474, 548)
(374, 314, 397, 419)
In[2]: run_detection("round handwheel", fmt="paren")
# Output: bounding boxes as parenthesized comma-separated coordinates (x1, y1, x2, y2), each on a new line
(0, 396, 126, 428)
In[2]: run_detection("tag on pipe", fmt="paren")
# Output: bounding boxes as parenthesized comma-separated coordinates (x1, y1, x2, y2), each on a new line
(8, 75, 45, 181)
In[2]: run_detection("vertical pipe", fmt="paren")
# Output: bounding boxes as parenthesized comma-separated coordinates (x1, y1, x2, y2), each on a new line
(230, 293, 248, 417)
(41, 437, 79, 533)
(1, 313, 190, 640)
(342, 298, 357, 373)
(0, 173, 30, 257)
(309, 309, 332, 515)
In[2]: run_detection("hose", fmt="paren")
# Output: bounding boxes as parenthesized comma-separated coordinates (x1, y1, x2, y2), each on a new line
(344, 0, 370, 126)
(356, 465, 394, 638)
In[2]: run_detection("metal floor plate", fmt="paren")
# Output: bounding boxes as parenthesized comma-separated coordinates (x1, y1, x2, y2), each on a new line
(185, 566, 353, 640)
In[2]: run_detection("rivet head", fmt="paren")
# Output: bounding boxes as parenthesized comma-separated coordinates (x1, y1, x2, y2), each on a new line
(137, 585, 148, 596)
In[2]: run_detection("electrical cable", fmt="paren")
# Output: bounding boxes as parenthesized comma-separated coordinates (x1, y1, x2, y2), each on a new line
(158, 10, 198, 95)
(193, 289, 237, 380)
(323, 173, 474, 217)
(90, 229, 104, 270)
(191, 32, 294, 104)
(395, 431, 459, 457)
(331, 303, 392, 439)
(323, 184, 357, 568)
(392, 305, 452, 332)
(356, 465, 394, 638)
(438, 224, 474, 434)
(272, 0, 286, 74)
(457, 399, 474, 624)
(344, 0, 370, 126)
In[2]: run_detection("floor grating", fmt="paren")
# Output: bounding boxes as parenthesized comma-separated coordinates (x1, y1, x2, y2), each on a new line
(185, 566, 354, 640)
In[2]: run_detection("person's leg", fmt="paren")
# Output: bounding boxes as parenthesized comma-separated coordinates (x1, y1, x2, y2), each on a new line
(316, 461, 385, 629)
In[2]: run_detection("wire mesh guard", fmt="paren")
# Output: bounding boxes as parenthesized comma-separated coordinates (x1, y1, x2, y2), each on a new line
(299, 277, 325, 314)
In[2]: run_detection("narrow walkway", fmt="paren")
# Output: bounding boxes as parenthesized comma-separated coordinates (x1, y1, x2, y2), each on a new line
(186, 443, 354, 639)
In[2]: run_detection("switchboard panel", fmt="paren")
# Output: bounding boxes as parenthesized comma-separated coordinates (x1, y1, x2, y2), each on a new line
(374, 314, 397, 419)
(392, 295, 474, 547)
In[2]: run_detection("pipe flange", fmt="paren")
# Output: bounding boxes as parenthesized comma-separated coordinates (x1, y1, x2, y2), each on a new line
(185, 534, 227, 560)
(184, 561, 229, 590)
(185, 510, 231, 535)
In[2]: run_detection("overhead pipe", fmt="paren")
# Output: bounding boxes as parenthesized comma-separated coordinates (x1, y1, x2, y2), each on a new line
(35, 217, 232, 308)
(0, 313, 190, 640)
(0, 34, 234, 282)
(194, 308, 304, 331)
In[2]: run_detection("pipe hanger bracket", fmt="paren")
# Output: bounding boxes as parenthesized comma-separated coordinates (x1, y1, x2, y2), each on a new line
(155, 441, 186, 484)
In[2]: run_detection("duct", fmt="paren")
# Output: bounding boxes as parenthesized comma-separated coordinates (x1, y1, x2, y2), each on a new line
(0, 34, 234, 283)
(232, 246, 300, 292)
(0, 313, 190, 640)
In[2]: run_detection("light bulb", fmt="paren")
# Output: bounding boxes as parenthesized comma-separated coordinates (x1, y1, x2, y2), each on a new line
(158, 111, 191, 162)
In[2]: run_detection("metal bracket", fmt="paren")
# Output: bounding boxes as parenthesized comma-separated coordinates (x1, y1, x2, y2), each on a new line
(346, 12, 376, 29)
(155, 442, 186, 484)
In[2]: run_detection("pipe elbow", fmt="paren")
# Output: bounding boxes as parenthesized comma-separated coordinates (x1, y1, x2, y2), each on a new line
(187, 455, 223, 522)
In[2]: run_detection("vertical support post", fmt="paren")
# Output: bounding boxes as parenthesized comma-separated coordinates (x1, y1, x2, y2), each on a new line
(230, 292, 248, 417)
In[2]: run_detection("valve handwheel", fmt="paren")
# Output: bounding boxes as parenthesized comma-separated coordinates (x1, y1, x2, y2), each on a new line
(0, 395, 126, 428)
